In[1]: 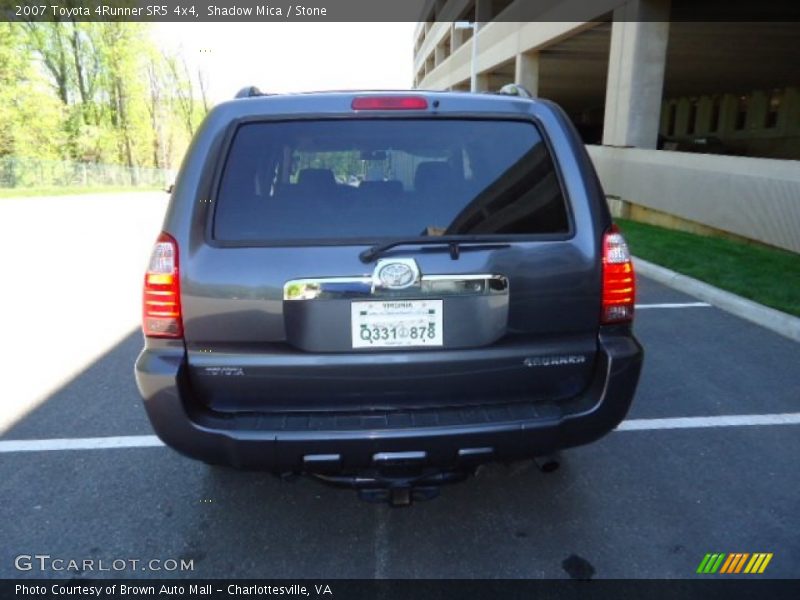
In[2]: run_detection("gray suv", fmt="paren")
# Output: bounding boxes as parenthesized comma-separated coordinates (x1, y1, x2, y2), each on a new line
(135, 89, 643, 502)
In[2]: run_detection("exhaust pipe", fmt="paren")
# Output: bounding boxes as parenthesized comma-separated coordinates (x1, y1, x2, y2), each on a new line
(533, 453, 561, 473)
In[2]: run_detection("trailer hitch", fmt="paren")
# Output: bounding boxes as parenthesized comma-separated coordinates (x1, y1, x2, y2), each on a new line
(310, 468, 472, 506)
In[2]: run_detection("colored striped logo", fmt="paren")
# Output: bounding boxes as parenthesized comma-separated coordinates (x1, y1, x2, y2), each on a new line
(696, 553, 773, 574)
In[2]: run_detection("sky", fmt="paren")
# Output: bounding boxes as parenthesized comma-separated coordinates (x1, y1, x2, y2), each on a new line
(153, 23, 418, 103)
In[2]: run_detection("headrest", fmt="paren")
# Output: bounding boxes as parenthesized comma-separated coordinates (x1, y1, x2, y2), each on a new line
(298, 168, 335, 187)
(359, 180, 403, 195)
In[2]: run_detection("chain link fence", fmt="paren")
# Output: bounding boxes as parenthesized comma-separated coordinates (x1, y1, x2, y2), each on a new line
(0, 157, 174, 190)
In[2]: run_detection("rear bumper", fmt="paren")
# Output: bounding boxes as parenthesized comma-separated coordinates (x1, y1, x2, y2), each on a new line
(135, 331, 643, 471)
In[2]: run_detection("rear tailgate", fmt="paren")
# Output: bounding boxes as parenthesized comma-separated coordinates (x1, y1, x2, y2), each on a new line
(179, 100, 606, 413)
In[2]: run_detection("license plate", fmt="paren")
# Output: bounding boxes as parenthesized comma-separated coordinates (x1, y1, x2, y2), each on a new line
(351, 300, 443, 348)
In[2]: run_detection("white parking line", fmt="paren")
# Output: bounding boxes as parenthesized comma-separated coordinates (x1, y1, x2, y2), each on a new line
(2, 412, 800, 454)
(0, 435, 164, 453)
(635, 302, 711, 309)
(616, 413, 800, 431)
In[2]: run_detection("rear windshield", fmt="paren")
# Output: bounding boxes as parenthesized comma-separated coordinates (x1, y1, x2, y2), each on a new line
(213, 118, 568, 242)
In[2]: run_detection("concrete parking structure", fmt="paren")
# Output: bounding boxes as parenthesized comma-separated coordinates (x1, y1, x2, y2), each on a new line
(413, 1, 800, 252)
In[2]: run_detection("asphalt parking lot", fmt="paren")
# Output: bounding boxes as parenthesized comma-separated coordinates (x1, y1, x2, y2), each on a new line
(1, 193, 798, 579)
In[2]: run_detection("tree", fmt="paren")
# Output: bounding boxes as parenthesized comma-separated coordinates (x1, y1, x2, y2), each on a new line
(23, 22, 71, 105)
(198, 66, 211, 114)
(0, 23, 63, 163)
(2, 21, 209, 175)
(67, 21, 103, 126)
(165, 53, 197, 137)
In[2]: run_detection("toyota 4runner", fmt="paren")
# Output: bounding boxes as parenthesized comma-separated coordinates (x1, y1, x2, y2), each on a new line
(135, 88, 643, 502)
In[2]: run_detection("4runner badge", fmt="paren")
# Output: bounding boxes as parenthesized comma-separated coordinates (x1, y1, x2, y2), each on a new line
(524, 355, 587, 367)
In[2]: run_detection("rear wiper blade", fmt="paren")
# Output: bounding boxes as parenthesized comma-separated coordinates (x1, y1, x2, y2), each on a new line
(359, 238, 510, 263)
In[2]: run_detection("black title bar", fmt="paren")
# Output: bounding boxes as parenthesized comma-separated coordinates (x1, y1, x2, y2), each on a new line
(2, 0, 800, 22)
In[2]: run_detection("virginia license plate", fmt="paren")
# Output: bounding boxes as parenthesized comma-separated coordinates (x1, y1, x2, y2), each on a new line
(351, 300, 443, 348)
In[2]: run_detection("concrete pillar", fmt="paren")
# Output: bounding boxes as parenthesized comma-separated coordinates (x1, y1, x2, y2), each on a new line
(434, 42, 446, 67)
(675, 97, 690, 136)
(451, 24, 464, 53)
(719, 94, 737, 136)
(696, 96, 712, 136)
(515, 51, 540, 97)
(602, 0, 671, 148)
(784, 87, 800, 135)
(749, 90, 768, 131)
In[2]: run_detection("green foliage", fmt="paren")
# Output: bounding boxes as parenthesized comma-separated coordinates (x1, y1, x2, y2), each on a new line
(291, 151, 366, 183)
(0, 23, 65, 160)
(0, 22, 207, 174)
(617, 218, 800, 317)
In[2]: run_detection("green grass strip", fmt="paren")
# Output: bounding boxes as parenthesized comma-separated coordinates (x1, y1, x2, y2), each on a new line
(617, 218, 800, 317)
(0, 185, 163, 198)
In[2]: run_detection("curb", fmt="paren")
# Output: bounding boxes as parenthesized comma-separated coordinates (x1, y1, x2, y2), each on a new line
(633, 257, 800, 344)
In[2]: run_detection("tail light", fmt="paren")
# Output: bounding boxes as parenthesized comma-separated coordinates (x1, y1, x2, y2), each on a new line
(142, 232, 183, 338)
(601, 225, 635, 324)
